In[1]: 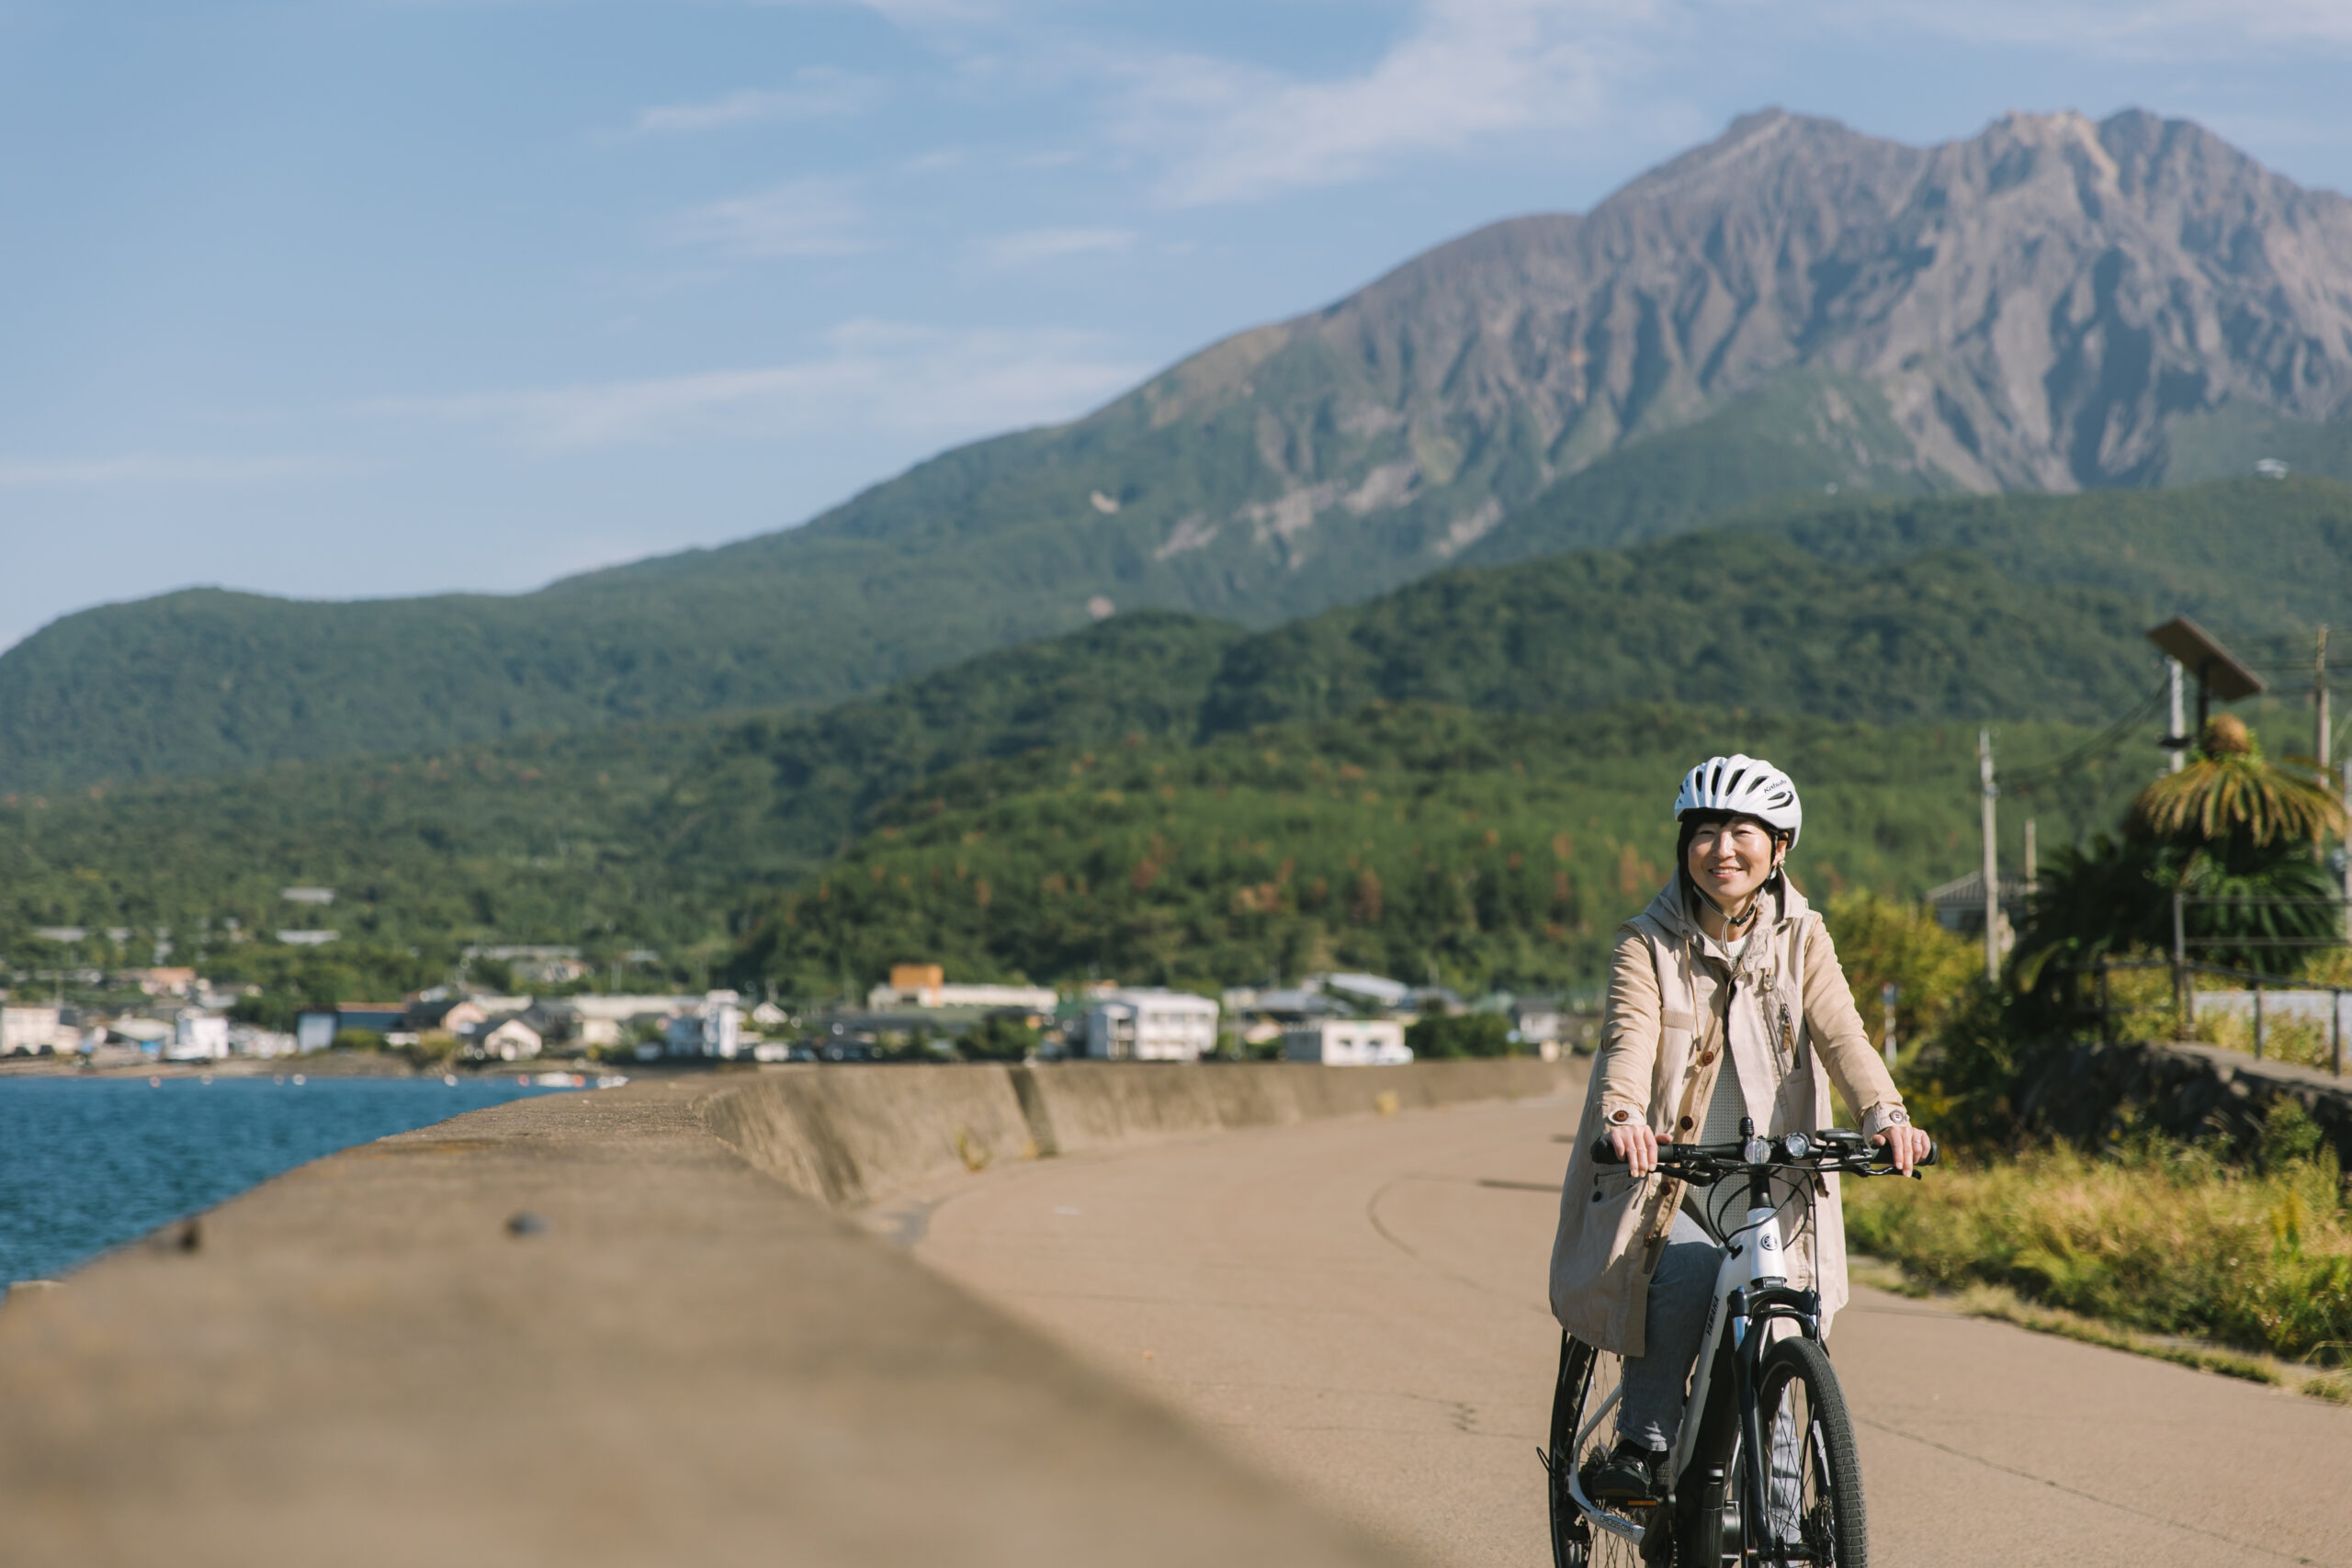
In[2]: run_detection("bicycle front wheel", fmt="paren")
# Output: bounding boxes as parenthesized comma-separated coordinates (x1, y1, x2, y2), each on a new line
(1545, 1334, 1645, 1568)
(1746, 1336, 1867, 1567)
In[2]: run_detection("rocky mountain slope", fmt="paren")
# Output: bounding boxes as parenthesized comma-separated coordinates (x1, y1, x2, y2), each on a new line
(7, 108, 2349, 792)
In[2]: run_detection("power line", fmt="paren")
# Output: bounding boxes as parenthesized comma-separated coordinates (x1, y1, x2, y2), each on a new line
(2003, 678, 2169, 795)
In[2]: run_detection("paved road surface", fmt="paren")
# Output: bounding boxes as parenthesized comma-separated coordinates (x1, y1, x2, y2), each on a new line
(888, 1091, 2352, 1568)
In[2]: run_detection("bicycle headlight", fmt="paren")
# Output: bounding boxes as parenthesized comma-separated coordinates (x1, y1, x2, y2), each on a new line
(1782, 1132, 1811, 1161)
(1742, 1134, 1770, 1165)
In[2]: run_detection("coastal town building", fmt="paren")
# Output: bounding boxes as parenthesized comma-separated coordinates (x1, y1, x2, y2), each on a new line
(866, 964, 1057, 1013)
(473, 1014, 544, 1061)
(1081, 989, 1219, 1061)
(1282, 1019, 1412, 1066)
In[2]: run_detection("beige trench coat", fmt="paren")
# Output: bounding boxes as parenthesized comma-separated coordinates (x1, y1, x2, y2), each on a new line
(1548, 876, 1905, 1355)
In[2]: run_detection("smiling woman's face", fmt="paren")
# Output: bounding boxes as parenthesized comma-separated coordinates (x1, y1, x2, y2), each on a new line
(1686, 816, 1780, 909)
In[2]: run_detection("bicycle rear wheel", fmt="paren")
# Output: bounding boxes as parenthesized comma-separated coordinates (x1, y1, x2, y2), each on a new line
(1545, 1334, 1645, 1568)
(1743, 1337, 1867, 1567)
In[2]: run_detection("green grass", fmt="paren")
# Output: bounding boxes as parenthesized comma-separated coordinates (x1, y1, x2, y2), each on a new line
(1843, 1130, 2352, 1364)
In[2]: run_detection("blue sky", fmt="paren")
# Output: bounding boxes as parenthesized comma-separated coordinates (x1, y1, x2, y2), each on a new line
(4, 0, 2348, 651)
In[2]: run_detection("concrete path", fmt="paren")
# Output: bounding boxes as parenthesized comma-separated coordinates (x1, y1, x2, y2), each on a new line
(896, 1092, 2352, 1568)
(0, 1081, 1413, 1568)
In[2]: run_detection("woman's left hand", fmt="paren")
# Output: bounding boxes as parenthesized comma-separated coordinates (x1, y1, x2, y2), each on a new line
(1869, 1122, 1933, 1175)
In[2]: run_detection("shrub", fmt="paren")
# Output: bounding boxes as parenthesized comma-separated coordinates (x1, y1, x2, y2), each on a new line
(1844, 1131, 2352, 1361)
(1406, 1010, 1517, 1058)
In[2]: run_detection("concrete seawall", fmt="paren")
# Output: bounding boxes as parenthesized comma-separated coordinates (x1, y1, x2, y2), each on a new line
(0, 1060, 1582, 1565)
(704, 1058, 1583, 1208)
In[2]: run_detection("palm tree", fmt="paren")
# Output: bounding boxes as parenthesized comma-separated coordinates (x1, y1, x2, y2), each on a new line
(2021, 716, 2345, 982)
(2129, 715, 2346, 848)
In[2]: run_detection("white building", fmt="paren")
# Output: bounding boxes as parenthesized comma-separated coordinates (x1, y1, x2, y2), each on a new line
(866, 967, 1057, 1013)
(551, 994, 707, 1050)
(665, 991, 745, 1059)
(1082, 989, 1219, 1061)
(1309, 971, 1413, 1010)
(1, 1004, 63, 1055)
(230, 1023, 299, 1058)
(475, 1014, 544, 1062)
(166, 1010, 231, 1061)
(1283, 1019, 1412, 1066)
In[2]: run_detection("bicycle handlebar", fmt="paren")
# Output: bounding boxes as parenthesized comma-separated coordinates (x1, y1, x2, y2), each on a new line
(1590, 1127, 1937, 1177)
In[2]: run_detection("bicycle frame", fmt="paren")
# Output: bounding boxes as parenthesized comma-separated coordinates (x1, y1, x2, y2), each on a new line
(1563, 1123, 1925, 1562)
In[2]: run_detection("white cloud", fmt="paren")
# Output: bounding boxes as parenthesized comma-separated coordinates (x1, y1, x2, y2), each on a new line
(632, 68, 879, 135)
(978, 226, 1136, 267)
(1069, 0, 2352, 207)
(662, 176, 868, 258)
(1109, 0, 1665, 206)
(0, 454, 347, 488)
(382, 321, 1152, 452)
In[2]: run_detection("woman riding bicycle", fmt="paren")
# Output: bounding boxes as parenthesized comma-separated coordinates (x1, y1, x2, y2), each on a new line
(1549, 754, 1932, 1504)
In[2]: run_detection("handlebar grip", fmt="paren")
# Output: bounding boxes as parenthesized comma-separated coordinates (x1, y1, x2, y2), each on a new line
(1592, 1137, 1627, 1166)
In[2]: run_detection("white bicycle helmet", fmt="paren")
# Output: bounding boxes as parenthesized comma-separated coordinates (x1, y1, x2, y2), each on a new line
(1674, 754, 1802, 849)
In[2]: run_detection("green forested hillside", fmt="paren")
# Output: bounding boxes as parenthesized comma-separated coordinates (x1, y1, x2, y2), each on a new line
(729, 703, 2151, 999)
(0, 614, 1246, 973)
(1744, 478, 2352, 645)
(1200, 532, 2160, 735)
(5, 491, 2242, 1000)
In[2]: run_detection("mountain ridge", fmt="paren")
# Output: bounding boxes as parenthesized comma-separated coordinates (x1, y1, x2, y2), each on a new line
(7, 107, 2351, 791)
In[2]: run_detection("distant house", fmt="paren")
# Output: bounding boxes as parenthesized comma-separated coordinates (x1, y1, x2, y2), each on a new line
(1082, 989, 1219, 1061)
(1512, 996, 1564, 1048)
(549, 995, 707, 1049)
(124, 967, 198, 998)
(664, 992, 744, 1059)
(866, 964, 1057, 1012)
(166, 1010, 231, 1061)
(1926, 871, 2030, 950)
(229, 1023, 299, 1058)
(407, 998, 491, 1037)
(467, 944, 590, 987)
(295, 1010, 339, 1053)
(473, 1014, 543, 1062)
(1, 1005, 62, 1055)
(1283, 1019, 1411, 1066)
(1310, 972, 1413, 1012)
(334, 1004, 411, 1037)
(277, 930, 341, 946)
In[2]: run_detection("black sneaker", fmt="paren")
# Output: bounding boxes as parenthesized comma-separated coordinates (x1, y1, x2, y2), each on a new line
(1579, 1438, 1667, 1503)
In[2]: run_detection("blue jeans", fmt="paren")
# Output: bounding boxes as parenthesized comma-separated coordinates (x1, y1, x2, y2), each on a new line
(1617, 1209, 1724, 1451)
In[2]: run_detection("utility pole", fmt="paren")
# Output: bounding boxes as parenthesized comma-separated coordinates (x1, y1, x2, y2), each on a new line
(1979, 728, 2000, 985)
(2318, 628, 2333, 779)
(2166, 655, 2188, 773)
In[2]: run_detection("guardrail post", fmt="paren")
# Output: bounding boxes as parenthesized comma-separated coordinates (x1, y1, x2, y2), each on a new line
(2171, 887, 2192, 1037)
(2253, 979, 2265, 1060)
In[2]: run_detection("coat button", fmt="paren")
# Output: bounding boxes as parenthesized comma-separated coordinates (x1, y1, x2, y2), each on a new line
(1700, 1051, 1716, 1066)
(1591, 1189, 1603, 1203)
(1679, 1116, 1694, 1131)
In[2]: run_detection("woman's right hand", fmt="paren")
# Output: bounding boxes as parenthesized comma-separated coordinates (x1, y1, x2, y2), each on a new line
(1607, 1122, 1660, 1179)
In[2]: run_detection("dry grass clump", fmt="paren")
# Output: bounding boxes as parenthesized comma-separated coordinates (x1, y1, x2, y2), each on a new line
(1844, 1111, 2352, 1363)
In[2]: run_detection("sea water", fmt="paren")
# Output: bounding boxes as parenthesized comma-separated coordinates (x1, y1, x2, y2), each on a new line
(0, 1075, 572, 1284)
